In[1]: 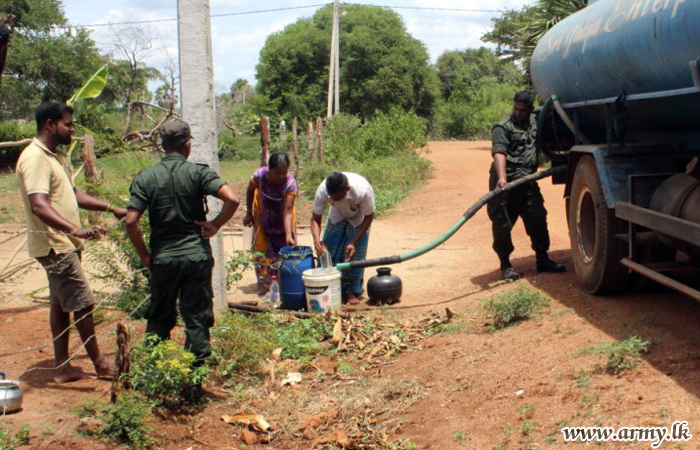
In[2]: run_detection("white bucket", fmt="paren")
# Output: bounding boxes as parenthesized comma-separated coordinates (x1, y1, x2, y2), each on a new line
(302, 268, 342, 313)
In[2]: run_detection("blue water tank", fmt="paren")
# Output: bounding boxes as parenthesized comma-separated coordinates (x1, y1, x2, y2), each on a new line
(531, 0, 700, 132)
(278, 246, 314, 311)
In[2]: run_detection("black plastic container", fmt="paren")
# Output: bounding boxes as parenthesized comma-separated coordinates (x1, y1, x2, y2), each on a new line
(367, 267, 402, 305)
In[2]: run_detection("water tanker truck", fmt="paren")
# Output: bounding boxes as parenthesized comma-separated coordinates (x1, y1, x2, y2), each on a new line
(531, 0, 700, 297)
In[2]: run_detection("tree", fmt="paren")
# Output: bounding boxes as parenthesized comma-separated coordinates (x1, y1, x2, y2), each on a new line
(432, 48, 522, 139)
(482, 0, 586, 82)
(0, 0, 103, 118)
(0, 0, 28, 86)
(435, 47, 522, 102)
(256, 4, 439, 120)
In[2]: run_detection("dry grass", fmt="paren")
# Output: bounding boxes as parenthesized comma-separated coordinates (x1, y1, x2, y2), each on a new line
(238, 375, 426, 448)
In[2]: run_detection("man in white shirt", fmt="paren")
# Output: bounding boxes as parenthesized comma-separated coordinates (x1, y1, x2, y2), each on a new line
(310, 172, 375, 305)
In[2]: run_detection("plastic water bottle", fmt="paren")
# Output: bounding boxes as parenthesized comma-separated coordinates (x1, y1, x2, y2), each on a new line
(269, 276, 281, 309)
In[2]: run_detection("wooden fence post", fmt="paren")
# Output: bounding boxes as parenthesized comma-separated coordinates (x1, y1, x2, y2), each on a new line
(291, 117, 299, 177)
(260, 116, 270, 167)
(82, 135, 101, 224)
(307, 120, 315, 164)
(82, 134, 99, 182)
(315, 117, 324, 163)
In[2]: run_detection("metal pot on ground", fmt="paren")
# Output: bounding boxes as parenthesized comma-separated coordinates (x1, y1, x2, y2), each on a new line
(0, 371, 23, 414)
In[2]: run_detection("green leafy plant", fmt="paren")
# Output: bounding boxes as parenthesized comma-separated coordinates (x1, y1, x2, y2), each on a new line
(594, 335, 650, 374)
(521, 420, 535, 436)
(274, 315, 334, 359)
(129, 337, 208, 406)
(84, 153, 156, 317)
(576, 370, 591, 388)
(88, 223, 151, 319)
(67, 65, 109, 107)
(335, 361, 356, 373)
(226, 250, 265, 290)
(0, 425, 30, 450)
(211, 313, 334, 381)
(76, 392, 153, 449)
(518, 405, 535, 418)
(483, 285, 549, 329)
(211, 312, 277, 379)
(452, 430, 466, 444)
(387, 439, 419, 449)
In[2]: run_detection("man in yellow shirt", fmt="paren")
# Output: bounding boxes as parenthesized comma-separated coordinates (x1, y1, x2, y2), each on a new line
(16, 102, 127, 383)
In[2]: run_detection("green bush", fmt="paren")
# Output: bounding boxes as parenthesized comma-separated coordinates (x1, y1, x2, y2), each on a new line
(76, 392, 154, 449)
(218, 133, 260, 161)
(129, 337, 208, 406)
(432, 84, 516, 139)
(211, 312, 334, 380)
(358, 108, 427, 162)
(483, 285, 549, 330)
(211, 312, 278, 378)
(322, 113, 362, 164)
(595, 336, 650, 374)
(0, 120, 34, 166)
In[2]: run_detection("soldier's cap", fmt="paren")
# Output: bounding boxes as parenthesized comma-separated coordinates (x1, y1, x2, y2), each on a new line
(160, 119, 193, 145)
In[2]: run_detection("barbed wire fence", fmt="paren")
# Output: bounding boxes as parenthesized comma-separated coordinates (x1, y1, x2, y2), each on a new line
(0, 220, 156, 378)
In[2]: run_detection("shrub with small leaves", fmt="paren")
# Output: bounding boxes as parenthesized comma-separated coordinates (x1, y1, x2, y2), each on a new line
(0, 425, 30, 450)
(483, 285, 549, 330)
(595, 335, 650, 374)
(226, 250, 264, 291)
(129, 337, 208, 406)
(76, 392, 153, 449)
(274, 315, 334, 359)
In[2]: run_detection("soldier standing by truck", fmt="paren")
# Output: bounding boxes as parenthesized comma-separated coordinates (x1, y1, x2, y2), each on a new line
(487, 91, 566, 281)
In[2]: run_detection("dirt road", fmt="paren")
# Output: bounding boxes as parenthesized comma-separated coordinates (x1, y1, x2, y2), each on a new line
(381, 142, 700, 450)
(2, 141, 700, 449)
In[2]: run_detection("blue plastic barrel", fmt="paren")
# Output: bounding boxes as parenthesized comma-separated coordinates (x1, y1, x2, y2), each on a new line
(278, 246, 314, 311)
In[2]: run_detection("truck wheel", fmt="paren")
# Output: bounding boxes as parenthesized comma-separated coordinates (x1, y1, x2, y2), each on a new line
(568, 156, 629, 294)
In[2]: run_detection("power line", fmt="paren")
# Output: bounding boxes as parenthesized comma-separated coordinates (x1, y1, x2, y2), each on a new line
(63, 3, 501, 29)
(370, 5, 500, 12)
(69, 4, 328, 28)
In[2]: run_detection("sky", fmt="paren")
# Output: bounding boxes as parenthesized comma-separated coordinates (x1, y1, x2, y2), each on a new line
(62, 0, 533, 93)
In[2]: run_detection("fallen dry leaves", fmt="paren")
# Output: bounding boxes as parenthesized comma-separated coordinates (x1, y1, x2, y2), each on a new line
(333, 310, 452, 365)
(221, 412, 272, 432)
(225, 310, 450, 448)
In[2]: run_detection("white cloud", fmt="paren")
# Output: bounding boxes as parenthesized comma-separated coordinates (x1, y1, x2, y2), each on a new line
(65, 0, 535, 90)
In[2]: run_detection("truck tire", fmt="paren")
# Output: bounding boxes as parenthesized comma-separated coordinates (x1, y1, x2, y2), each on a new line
(568, 156, 629, 294)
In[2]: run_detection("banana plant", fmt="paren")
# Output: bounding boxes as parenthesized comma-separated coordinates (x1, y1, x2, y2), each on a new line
(65, 65, 109, 160)
(67, 64, 109, 107)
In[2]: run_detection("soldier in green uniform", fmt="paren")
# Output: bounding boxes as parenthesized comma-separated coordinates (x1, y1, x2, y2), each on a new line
(125, 120, 240, 366)
(487, 91, 565, 281)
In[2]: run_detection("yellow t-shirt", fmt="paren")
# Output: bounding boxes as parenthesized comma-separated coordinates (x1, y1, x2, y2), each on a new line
(16, 139, 82, 257)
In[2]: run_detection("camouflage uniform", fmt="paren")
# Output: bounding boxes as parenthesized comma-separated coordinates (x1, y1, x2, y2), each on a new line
(487, 114, 551, 266)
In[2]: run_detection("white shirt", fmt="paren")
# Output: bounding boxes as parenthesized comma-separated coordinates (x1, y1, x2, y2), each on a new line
(312, 172, 375, 227)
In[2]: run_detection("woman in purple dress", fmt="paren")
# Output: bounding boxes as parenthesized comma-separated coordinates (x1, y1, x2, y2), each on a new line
(243, 153, 298, 292)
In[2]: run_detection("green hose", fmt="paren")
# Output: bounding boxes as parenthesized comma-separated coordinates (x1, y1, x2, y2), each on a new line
(335, 165, 567, 271)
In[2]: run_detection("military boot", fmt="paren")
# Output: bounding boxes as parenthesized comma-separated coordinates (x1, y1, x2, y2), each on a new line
(536, 253, 566, 273)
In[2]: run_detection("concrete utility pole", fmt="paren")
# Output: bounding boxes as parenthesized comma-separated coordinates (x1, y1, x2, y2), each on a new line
(333, 5, 340, 115)
(326, 0, 340, 117)
(177, 0, 228, 316)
